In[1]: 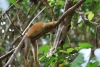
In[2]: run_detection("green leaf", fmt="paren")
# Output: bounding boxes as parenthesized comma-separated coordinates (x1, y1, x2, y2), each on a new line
(71, 53, 84, 67)
(78, 43, 93, 48)
(88, 12, 94, 21)
(58, 55, 66, 63)
(8, 0, 19, 7)
(86, 57, 99, 67)
(63, 44, 70, 48)
(44, 56, 56, 67)
(67, 48, 74, 53)
(85, 11, 94, 21)
(59, 50, 67, 53)
(57, 1, 64, 6)
(75, 47, 80, 51)
(38, 45, 50, 55)
(39, 56, 47, 61)
(86, 61, 99, 67)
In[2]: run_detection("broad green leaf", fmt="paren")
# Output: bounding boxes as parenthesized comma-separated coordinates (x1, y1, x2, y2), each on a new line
(86, 57, 99, 67)
(78, 43, 93, 48)
(87, 61, 99, 67)
(71, 53, 84, 67)
(63, 44, 70, 48)
(59, 50, 67, 53)
(75, 47, 80, 51)
(88, 12, 94, 21)
(85, 11, 94, 21)
(67, 48, 74, 53)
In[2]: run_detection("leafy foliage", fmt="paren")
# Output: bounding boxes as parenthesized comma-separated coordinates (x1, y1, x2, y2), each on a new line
(8, 0, 19, 7)
(78, 43, 93, 48)
(71, 53, 84, 67)
(0, 0, 100, 67)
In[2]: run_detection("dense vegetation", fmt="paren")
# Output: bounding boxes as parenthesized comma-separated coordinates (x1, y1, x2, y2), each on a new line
(0, 0, 100, 67)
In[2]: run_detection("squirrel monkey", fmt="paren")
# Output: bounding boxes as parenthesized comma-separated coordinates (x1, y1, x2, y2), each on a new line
(24, 21, 56, 67)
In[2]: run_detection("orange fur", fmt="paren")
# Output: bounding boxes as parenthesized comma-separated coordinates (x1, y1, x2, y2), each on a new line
(26, 21, 56, 37)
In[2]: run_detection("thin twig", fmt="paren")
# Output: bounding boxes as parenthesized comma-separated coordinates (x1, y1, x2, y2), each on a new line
(22, 1, 41, 24)
(0, 13, 14, 46)
(0, 0, 22, 46)
(0, 49, 15, 60)
(25, 1, 41, 27)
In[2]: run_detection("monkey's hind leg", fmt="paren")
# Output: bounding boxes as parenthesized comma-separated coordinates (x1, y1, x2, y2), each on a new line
(31, 41, 40, 67)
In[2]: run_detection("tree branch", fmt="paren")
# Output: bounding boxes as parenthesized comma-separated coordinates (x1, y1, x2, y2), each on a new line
(0, 49, 15, 60)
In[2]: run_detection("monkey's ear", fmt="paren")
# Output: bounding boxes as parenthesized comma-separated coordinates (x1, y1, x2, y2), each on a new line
(30, 0, 39, 5)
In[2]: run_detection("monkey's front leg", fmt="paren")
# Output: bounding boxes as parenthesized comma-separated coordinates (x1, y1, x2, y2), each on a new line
(24, 37, 31, 67)
(31, 40, 40, 67)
